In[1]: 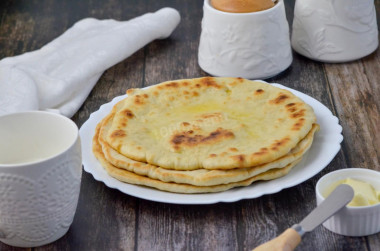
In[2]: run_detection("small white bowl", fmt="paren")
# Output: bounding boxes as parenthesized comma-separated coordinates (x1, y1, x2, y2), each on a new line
(316, 168, 380, 236)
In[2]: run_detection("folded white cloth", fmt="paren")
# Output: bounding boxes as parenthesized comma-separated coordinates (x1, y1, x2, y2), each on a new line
(0, 7, 180, 117)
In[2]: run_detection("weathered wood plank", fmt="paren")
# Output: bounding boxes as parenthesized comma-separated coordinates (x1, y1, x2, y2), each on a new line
(136, 202, 239, 251)
(324, 46, 380, 171)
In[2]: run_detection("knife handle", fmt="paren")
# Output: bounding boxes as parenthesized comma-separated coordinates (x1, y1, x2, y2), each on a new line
(252, 228, 301, 251)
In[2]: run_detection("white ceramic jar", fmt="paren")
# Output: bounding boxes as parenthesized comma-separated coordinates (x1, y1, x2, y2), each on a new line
(198, 0, 292, 79)
(291, 0, 379, 62)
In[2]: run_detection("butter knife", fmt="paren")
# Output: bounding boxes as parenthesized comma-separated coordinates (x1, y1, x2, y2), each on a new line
(252, 184, 354, 251)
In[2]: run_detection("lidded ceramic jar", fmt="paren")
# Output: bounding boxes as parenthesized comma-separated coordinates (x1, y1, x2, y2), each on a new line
(291, 0, 378, 62)
(198, 0, 293, 79)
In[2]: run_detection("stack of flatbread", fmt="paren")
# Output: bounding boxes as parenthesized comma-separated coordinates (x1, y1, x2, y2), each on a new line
(93, 77, 319, 193)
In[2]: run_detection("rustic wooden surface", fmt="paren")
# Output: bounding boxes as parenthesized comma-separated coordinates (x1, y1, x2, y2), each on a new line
(0, 0, 379, 250)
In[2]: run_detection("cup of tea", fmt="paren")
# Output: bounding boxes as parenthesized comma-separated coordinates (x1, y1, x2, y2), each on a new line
(0, 111, 82, 247)
(198, 0, 293, 79)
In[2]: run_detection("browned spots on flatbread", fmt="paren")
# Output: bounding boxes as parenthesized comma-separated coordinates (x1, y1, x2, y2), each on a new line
(252, 151, 266, 156)
(182, 81, 190, 86)
(273, 138, 290, 146)
(209, 153, 217, 157)
(290, 109, 306, 118)
(270, 137, 290, 150)
(117, 116, 128, 128)
(122, 109, 134, 119)
(252, 147, 269, 156)
(286, 103, 296, 107)
(192, 91, 199, 97)
(170, 128, 234, 149)
(270, 93, 290, 104)
(229, 78, 244, 87)
(255, 89, 264, 95)
(285, 102, 307, 119)
(183, 90, 190, 95)
(228, 81, 238, 87)
(134, 99, 143, 105)
(110, 130, 126, 138)
(231, 154, 245, 163)
(182, 122, 190, 126)
(229, 147, 238, 152)
(134, 95, 145, 105)
(165, 82, 179, 88)
(143, 94, 149, 98)
(198, 77, 222, 89)
(153, 91, 159, 96)
(292, 118, 305, 131)
(126, 89, 136, 95)
(286, 103, 298, 112)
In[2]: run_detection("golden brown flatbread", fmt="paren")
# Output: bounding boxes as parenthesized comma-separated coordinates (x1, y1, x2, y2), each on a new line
(106, 77, 316, 170)
(99, 111, 318, 186)
(93, 122, 302, 194)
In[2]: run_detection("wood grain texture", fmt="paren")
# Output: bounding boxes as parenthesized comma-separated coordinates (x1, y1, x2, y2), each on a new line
(324, 48, 380, 171)
(0, 0, 379, 250)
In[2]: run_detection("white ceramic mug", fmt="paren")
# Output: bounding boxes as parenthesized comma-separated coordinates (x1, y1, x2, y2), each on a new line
(0, 111, 82, 247)
(198, 0, 292, 79)
(291, 0, 379, 62)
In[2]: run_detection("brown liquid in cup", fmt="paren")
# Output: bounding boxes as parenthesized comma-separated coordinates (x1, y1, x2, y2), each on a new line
(211, 0, 275, 13)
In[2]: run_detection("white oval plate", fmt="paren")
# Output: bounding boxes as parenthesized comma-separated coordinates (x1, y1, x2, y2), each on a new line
(79, 83, 343, 204)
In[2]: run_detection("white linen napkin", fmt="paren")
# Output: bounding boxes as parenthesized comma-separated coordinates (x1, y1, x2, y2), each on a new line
(0, 7, 180, 117)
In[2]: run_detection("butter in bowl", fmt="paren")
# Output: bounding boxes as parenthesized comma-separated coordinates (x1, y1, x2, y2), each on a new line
(316, 168, 380, 236)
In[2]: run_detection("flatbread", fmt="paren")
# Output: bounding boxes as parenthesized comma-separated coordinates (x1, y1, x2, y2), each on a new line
(99, 111, 319, 186)
(93, 123, 302, 194)
(106, 77, 316, 170)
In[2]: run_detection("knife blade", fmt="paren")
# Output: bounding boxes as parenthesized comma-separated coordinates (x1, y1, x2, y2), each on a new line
(291, 184, 354, 236)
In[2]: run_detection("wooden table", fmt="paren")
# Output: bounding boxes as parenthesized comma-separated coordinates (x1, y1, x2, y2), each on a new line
(1, 0, 379, 250)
